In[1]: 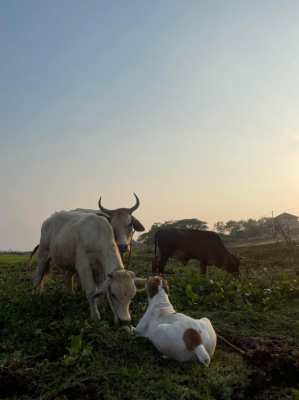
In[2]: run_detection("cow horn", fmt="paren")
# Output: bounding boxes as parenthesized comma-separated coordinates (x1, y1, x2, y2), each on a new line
(98, 197, 113, 215)
(128, 193, 140, 214)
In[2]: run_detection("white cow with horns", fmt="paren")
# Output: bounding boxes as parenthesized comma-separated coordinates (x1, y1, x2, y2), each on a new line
(75, 193, 145, 256)
(30, 193, 145, 261)
(33, 210, 145, 326)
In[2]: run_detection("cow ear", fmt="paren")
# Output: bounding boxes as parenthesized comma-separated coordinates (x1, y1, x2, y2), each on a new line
(134, 277, 147, 291)
(127, 270, 136, 279)
(92, 276, 111, 298)
(131, 216, 145, 232)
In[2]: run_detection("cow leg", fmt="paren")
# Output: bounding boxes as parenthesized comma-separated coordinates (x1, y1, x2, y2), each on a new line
(200, 261, 207, 275)
(158, 254, 169, 274)
(64, 270, 75, 293)
(75, 255, 100, 320)
(33, 252, 51, 291)
(73, 273, 82, 292)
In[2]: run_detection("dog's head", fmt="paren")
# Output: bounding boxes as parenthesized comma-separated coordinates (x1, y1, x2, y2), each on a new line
(146, 276, 169, 299)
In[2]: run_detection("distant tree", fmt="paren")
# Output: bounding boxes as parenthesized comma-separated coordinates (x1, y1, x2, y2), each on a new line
(138, 218, 208, 246)
(214, 221, 226, 234)
(225, 220, 244, 236)
(256, 217, 273, 237)
(137, 222, 162, 246)
(219, 217, 274, 241)
(242, 219, 258, 237)
(169, 218, 208, 230)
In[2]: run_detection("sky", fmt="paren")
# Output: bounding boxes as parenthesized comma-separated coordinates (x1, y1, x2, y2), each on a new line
(1, 1, 299, 250)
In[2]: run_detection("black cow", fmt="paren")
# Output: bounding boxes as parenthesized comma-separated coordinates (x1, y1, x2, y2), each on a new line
(152, 228, 240, 276)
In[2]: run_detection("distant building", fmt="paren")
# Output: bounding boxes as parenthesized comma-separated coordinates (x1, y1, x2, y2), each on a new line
(274, 212, 299, 232)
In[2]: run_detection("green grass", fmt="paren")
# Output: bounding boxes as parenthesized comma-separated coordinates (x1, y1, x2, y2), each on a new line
(0, 243, 299, 399)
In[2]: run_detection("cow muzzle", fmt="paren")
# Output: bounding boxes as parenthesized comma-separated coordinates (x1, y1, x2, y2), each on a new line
(118, 244, 128, 253)
(117, 318, 134, 334)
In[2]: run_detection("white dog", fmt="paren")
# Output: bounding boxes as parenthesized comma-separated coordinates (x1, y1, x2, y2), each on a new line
(135, 276, 217, 366)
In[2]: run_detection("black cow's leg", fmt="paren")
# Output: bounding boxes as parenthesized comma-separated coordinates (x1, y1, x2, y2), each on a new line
(200, 261, 207, 275)
(158, 254, 169, 275)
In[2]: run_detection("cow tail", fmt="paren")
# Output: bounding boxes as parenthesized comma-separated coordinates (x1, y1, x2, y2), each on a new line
(29, 244, 39, 264)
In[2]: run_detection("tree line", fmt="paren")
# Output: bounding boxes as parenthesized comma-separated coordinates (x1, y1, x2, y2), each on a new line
(137, 217, 275, 245)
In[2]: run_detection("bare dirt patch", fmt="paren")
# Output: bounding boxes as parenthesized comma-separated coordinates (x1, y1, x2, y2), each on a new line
(229, 336, 299, 399)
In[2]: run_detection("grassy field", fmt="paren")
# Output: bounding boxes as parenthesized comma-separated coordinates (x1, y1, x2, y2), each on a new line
(0, 243, 299, 400)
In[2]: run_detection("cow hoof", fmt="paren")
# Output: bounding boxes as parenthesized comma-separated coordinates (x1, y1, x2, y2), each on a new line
(91, 313, 101, 321)
(130, 326, 136, 334)
(122, 325, 135, 334)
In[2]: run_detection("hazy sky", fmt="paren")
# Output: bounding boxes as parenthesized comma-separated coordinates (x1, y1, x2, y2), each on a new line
(1, 1, 299, 250)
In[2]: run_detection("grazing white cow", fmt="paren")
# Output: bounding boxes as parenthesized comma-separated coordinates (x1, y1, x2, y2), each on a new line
(33, 210, 143, 326)
(135, 276, 217, 366)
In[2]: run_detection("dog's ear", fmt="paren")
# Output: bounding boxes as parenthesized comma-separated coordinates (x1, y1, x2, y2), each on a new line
(147, 276, 157, 297)
(131, 216, 145, 232)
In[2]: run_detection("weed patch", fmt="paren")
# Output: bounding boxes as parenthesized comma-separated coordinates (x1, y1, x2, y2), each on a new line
(0, 244, 298, 399)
